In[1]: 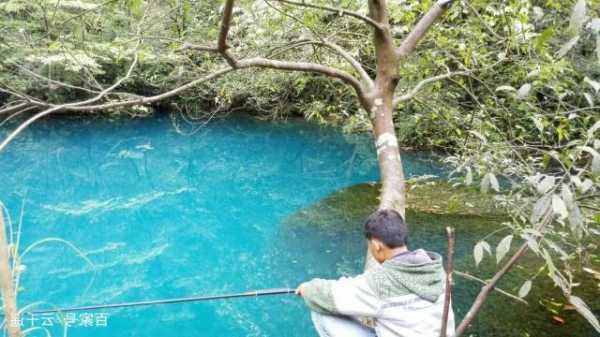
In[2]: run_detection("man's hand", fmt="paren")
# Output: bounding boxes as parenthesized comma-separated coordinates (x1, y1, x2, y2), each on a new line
(295, 283, 306, 297)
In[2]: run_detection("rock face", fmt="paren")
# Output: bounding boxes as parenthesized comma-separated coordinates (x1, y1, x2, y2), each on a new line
(280, 182, 600, 337)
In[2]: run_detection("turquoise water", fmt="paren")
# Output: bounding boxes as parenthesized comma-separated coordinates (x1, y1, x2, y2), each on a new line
(0, 116, 443, 337)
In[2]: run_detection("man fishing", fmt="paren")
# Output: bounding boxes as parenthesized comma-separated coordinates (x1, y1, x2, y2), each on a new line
(296, 209, 454, 337)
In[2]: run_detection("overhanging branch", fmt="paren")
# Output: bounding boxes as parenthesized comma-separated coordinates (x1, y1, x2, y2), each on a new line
(396, 0, 454, 58)
(392, 70, 469, 107)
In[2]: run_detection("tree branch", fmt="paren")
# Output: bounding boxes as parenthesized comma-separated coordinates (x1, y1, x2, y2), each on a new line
(319, 41, 373, 89)
(0, 52, 139, 153)
(273, 0, 384, 32)
(184, 0, 369, 101)
(454, 243, 529, 337)
(0, 0, 370, 153)
(13, 63, 99, 95)
(454, 271, 528, 305)
(393, 70, 469, 107)
(64, 56, 368, 111)
(440, 227, 455, 337)
(396, 0, 454, 58)
(263, 39, 373, 88)
(0, 102, 27, 115)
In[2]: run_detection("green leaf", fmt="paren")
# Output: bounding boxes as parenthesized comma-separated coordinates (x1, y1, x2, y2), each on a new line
(468, 130, 487, 143)
(535, 27, 555, 52)
(488, 173, 500, 192)
(568, 205, 584, 232)
(552, 194, 568, 219)
(496, 85, 516, 92)
(531, 193, 552, 224)
(536, 175, 555, 194)
(496, 235, 513, 264)
(465, 168, 473, 186)
(569, 0, 587, 33)
(517, 83, 532, 100)
(531, 116, 544, 133)
(523, 234, 540, 254)
(561, 184, 574, 209)
(569, 296, 600, 333)
(584, 77, 600, 94)
(579, 146, 600, 174)
(474, 241, 484, 267)
(543, 249, 557, 276)
(480, 173, 490, 194)
(596, 35, 600, 63)
(128, 0, 144, 17)
(518, 280, 532, 298)
(588, 120, 600, 138)
(473, 241, 491, 267)
(557, 35, 580, 58)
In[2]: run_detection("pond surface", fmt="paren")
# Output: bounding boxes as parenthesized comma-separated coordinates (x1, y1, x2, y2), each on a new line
(0, 116, 444, 337)
(1, 116, 598, 337)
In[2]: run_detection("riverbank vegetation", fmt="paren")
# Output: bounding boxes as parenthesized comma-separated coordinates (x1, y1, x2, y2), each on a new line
(1, 0, 599, 335)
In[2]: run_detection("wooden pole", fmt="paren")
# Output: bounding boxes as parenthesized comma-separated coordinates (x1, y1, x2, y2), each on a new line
(440, 227, 455, 337)
(0, 211, 21, 337)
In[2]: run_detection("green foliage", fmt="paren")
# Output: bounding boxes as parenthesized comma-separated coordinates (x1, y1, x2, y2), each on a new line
(1, 0, 599, 331)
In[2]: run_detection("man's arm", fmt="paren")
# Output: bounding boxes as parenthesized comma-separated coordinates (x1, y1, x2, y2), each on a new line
(297, 273, 380, 317)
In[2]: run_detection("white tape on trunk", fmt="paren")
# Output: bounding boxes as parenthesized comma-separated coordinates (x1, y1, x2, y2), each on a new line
(376, 133, 398, 155)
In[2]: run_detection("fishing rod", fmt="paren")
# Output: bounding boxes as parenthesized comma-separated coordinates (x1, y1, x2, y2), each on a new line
(12, 288, 296, 315)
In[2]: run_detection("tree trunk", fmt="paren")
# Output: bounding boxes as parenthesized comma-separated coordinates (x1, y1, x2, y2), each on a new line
(368, 0, 407, 217)
(0, 212, 21, 337)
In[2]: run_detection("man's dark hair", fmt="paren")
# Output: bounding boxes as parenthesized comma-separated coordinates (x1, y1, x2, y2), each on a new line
(364, 209, 408, 248)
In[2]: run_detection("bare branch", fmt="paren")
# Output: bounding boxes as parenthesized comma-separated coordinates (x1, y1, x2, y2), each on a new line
(396, 0, 454, 58)
(0, 102, 27, 115)
(463, 1, 503, 40)
(393, 70, 469, 107)
(63, 67, 234, 111)
(182, 0, 368, 101)
(0, 53, 139, 153)
(14, 63, 99, 94)
(454, 271, 528, 305)
(273, 0, 384, 32)
(440, 227, 455, 337)
(0, 0, 369, 153)
(0, 86, 47, 108)
(319, 41, 373, 89)
(454, 243, 529, 337)
(218, 0, 237, 66)
(0, 107, 38, 128)
(265, 39, 373, 88)
(177, 43, 217, 52)
(66, 55, 368, 112)
(238, 57, 366, 99)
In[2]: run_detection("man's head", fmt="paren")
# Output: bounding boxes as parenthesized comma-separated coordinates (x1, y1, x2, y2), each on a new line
(364, 209, 408, 263)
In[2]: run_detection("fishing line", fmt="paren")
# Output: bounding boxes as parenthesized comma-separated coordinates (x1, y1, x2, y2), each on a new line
(9, 288, 295, 315)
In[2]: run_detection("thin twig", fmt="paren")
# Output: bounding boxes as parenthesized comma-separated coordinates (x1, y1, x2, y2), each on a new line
(273, 0, 384, 31)
(440, 227, 455, 337)
(454, 271, 528, 305)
